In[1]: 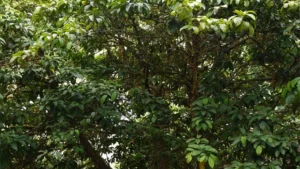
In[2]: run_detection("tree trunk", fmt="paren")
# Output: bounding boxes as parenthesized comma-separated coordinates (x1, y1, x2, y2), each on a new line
(188, 35, 201, 106)
(187, 35, 202, 169)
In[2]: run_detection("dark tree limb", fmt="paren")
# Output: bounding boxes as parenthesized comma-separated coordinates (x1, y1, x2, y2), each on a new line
(79, 133, 112, 169)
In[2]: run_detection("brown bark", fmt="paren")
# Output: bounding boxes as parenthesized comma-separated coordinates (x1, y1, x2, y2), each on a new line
(79, 133, 112, 169)
(157, 157, 169, 169)
(156, 140, 170, 169)
(188, 35, 202, 109)
(118, 36, 126, 62)
(186, 35, 201, 106)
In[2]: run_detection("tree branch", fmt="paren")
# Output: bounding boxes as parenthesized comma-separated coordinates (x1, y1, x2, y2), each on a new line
(79, 133, 112, 169)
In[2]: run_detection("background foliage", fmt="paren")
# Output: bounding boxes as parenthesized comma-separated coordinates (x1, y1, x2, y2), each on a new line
(0, 0, 299, 168)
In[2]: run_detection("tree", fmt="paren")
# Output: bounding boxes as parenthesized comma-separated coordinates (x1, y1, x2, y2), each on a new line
(0, 0, 299, 168)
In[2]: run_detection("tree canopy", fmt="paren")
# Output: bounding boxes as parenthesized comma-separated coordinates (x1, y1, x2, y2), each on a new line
(0, 0, 300, 168)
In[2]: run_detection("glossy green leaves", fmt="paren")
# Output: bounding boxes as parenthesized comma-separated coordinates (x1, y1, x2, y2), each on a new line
(186, 136, 218, 167)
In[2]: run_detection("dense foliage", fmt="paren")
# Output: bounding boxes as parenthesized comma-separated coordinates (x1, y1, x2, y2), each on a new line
(0, 0, 300, 168)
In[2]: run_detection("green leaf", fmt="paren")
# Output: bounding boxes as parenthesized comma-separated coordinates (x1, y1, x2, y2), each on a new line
(193, 27, 199, 34)
(205, 120, 213, 129)
(200, 138, 209, 144)
(247, 13, 256, 21)
(151, 115, 156, 123)
(239, 128, 246, 135)
(201, 123, 208, 130)
(206, 147, 218, 154)
(208, 157, 215, 168)
(233, 17, 243, 26)
(199, 22, 208, 30)
(186, 153, 192, 163)
(111, 91, 117, 101)
(243, 21, 250, 28)
(186, 148, 194, 151)
(55, 151, 62, 159)
(191, 150, 201, 156)
(244, 0, 249, 7)
(180, 25, 192, 32)
(219, 24, 227, 32)
(58, 116, 64, 123)
(199, 156, 206, 162)
(39, 106, 44, 111)
(75, 129, 80, 135)
(100, 95, 107, 104)
(143, 3, 151, 10)
(86, 118, 91, 124)
(234, 10, 244, 16)
(89, 15, 94, 21)
(11, 143, 18, 151)
(291, 77, 300, 87)
(249, 25, 255, 36)
(188, 143, 200, 149)
(59, 37, 65, 45)
(210, 154, 218, 161)
(202, 98, 209, 105)
(186, 138, 195, 143)
(66, 42, 72, 50)
(96, 18, 103, 23)
(259, 121, 267, 130)
(196, 125, 202, 131)
(241, 136, 247, 146)
(256, 146, 262, 155)
(0, 37, 6, 45)
(10, 51, 23, 63)
(9, 55, 20, 64)
(126, 3, 132, 12)
(281, 88, 288, 98)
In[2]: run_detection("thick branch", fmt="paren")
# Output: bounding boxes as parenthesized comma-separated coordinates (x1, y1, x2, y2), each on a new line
(79, 133, 112, 169)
